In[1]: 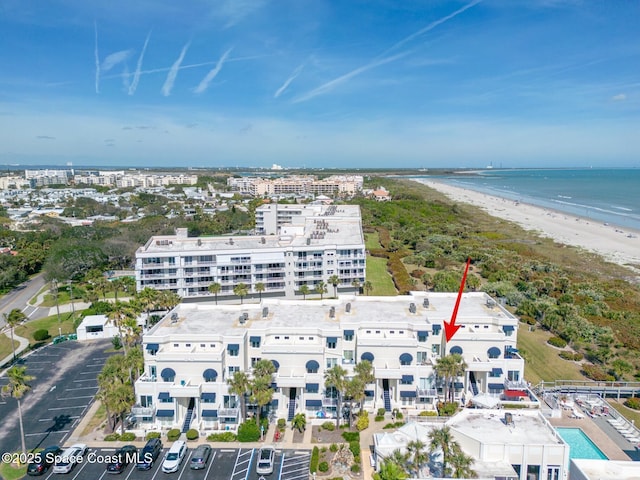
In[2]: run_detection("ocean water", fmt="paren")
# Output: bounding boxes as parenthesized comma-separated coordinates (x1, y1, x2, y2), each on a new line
(418, 168, 640, 232)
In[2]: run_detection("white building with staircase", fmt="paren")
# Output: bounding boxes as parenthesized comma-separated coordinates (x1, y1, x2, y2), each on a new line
(132, 291, 525, 434)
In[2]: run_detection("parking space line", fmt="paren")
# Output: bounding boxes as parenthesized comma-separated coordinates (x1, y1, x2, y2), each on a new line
(95, 470, 108, 480)
(72, 379, 96, 383)
(70, 452, 92, 480)
(25, 430, 70, 436)
(67, 386, 99, 391)
(57, 395, 95, 400)
(203, 451, 217, 479)
(230, 448, 254, 480)
(38, 416, 80, 422)
(278, 452, 285, 480)
(176, 450, 192, 480)
(48, 405, 87, 410)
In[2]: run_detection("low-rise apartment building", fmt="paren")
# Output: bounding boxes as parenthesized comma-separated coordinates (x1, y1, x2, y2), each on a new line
(227, 175, 363, 197)
(135, 204, 365, 300)
(132, 292, 523, 434)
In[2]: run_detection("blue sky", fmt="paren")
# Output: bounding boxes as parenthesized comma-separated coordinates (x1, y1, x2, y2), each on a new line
(0, 0, 638, 169)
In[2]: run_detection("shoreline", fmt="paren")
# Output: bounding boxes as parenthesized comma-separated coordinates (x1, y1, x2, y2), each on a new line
(414, 179, 640, 276)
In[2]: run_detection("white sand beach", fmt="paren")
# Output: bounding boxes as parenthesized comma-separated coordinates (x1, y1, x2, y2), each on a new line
(415, 179, 640, 276)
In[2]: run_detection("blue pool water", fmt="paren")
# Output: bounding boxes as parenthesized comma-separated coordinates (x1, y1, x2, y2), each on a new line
(557, 428, 608, 460)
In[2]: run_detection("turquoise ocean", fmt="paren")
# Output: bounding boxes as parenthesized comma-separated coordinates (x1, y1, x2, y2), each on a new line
(415, 168, 640, 232)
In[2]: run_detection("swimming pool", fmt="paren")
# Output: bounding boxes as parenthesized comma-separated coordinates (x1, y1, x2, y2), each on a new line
(556, 428, 608, 460)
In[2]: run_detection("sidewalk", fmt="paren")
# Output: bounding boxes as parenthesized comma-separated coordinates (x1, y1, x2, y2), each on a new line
(0, 328, 30, 370)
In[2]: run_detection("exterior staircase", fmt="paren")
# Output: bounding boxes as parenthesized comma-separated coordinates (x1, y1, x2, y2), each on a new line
(181, 407, 194, 433)
(469, 371, 479, 396)
(382, 379, 392, 412)
(287, 388, 296, 421)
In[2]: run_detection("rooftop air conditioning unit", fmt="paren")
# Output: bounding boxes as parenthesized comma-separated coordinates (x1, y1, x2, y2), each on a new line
(423, 298, 429, 308)
(262, 307, 269, 318)
(345, 303, 351, 313)
(409, 303, 416, 314)
(170, 312, 178, 323)
(239, 315, 246, 325)
(329, 306, 336, 318)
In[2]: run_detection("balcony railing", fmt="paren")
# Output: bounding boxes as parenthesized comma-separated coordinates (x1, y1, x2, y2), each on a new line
(131, 405, 154, 416)
(219, 408, 239, 418)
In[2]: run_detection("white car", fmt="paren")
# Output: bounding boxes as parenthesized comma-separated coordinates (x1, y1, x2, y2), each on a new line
(161, 440, 187, 473)
(256, 446, 275, 475)
(53, 444, 88, 474)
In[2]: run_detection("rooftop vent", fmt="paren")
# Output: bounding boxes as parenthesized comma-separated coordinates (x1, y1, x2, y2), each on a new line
(423, 298, 429, 308)
(306, 238, 311, 245)
(345, 302, 351, 313)
(239, 313, 248, 325)
(329, 306, 336, 318)
(261, 237, 266, 244)
(197, 239, 202, 246)
(504, 412, 514, 426)
(486, 298, 496, 308)
(170, 312, 178, 323)
(229, 238, 234, 245)
(409, 303, 416, 314)
(262, 307, 269, 318)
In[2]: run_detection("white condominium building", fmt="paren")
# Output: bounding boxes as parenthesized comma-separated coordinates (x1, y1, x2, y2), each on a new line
(132, 292, 524, 434)
(227, 175, 363, 197)
(135, 204, 365, 300)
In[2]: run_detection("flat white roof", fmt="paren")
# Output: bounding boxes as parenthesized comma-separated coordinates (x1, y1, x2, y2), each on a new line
(571, 459, 640, 480)
(146, 292, 517, 339)
(447, 408, 562, 446)
(79, 314, 109, 327)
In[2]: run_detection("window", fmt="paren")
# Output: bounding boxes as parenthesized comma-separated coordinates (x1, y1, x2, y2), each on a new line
(251, 357, 261, 367)
(173, 343, 179, 347)
(326, 340, 337, 349)
(228, 348, 239, 357)
(547, 466, 560, 480)
(432, 344, 440, 355)
(150, 366, 156, 378)
(228, 366, 240, 375)
(299, 336, 304, 340)
(185, 343, 191, 347)
(200, 344, 205, 348)
(343, 350, 354, 362)
(508, 370, 520, 381)
(417, 333, 428, 342)
(326, 358, 337, 368)
(140, 395, 153, 407)
(417, 352, 428, 364)
(251, 339, 260, 348)
(527, 465, 540, 480)
(344, 332, 354, 341)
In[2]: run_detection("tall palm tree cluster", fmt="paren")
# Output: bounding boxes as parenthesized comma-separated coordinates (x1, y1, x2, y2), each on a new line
(97, 347, 144, 434)
(375, 426, 476, 480)
(434, 353, 468, 404)
(227, 359, 276, 426)
(324, 360, 374, 428)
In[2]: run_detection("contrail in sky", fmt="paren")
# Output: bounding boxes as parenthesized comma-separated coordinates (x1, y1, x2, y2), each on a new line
(194, 48, 233, 94)
(94, 21, 100, 93)
(162, 42, 190, 96)
(293, 51, 409, 103)
(382, 0, 482, 56)
(128, 31, 152, 95)
(274, 63, 305, 98)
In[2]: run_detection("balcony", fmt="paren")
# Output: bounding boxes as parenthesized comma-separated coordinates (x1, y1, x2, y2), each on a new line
(131, 405, 154, 417)
(417, 388, 438, 398)
(218, 408, 239, 419)
(169, 381, 201, 398)
(322, 398, 338, 407)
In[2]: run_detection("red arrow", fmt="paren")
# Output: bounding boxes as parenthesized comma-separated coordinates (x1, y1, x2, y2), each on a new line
(444, 257, 471, 342)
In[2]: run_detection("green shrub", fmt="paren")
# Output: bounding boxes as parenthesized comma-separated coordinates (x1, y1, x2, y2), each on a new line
(582, 364, 615, 381)
(321, 446, 328, 453)
(322, 421, 335, 431)
(349, 441, 360, 457)
(277, 418, 286, 430)
(33, 329, 50, 342)
(392, 408, 403, 419)
(206, 432, 237, 442)
(625, 397, 640, 410)
(341, 431, 360, 442)
(310, 447, 319, 473)
(547, 336, 567, 348)
(383, 422, 406, 429)
(319, 462, 329, 473)
(355, 411, 369, 431)
(377, 408, 386, 417)
(146, 431, 161, 440)
(167, 429, 181, 441)
(559, 351, 584, 361)
(375, 415, 385, 422)
(186, 429, 199, 440)
(330, 443, 339, 452)
(111, 335, 122, 350)
(238, 419, 260, 442)
(120, 432, 136, 441)
(419, 410, 438, 416)
(354, 455, 361, 464)
(437, 401, 458, 416)
(104, 433, 120, 441)
(351, 464, 361, 473)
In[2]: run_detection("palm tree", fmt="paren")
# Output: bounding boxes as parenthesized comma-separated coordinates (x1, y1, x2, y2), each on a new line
(158, 290, 181, 311)
(106, 302, 137, 354)
(354, 360, 374, 414)
(449, 445, 476, 479)
(292, 412, 306, 432)
(233, 283, 248, 304)
(428, 425, 456, 477)
(228, 371, 251, 421)
(135, 287, 159, 324)
(314, 281, 327, 299)
(112, 277, 135, 302)
(407, 440, 428, 477)
(299, 284, 310, 299)
(208, 282, 222, 305)
(1, 366, 34, 457)
(364, 280, 373, 296)
(351, 279, 361, 294)
(253, 358, 276, 379)
(345, 376, 365, 427)
(434, 353, 468, 403)
(255, 282, 265, 301)
(374, 456, 409, 480)
(324, 365, 347, 428)
(3, 308, 26, 363)
(328, 274, 340, 298)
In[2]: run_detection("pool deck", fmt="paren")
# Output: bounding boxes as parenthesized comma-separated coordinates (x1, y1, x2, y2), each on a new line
(549, 410, 640, 461)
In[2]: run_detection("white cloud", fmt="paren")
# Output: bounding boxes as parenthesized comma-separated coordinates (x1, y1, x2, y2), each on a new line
(193, 48, 233, 94)
(128, 31, 152, 96)
(102, 50, 134, 72)
(162, 42, 190, 97)
(611, 93, 626, 101)
(274, 63, 305, 99)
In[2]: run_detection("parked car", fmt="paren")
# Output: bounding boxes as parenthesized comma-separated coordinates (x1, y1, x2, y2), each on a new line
(256, 446, 275, 475)
(52, 444, 88, 474)
(161, 441, 187, 473)
(27, 446, 62, 476)
(106, 445, 137, 474)
(189, 444, 212, 470)
(136, 437, 163, 470)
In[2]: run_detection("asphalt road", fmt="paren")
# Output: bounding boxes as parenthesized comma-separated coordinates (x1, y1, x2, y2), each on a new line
(0, 340, 114, 455)
(0, 273, 48, 328)
(14, 446, 310, 480)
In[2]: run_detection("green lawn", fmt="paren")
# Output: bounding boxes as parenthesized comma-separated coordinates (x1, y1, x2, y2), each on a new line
(366, 255, 397, 296)
(0, 459, 27, 480)
(517, 326, 584, 385)
(0, 333, 19, 360)
(365, 232, 382, 250)
(608, 399, 640, 425)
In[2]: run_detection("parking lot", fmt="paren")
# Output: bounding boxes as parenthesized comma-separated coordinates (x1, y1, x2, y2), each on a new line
(0, 340, 113, 455)
(32, 447, 310, 480)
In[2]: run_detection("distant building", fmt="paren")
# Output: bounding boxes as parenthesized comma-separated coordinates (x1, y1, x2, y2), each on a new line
(227, 175, 363, 198)
(25, 169, 73, 187)
(76, 315, 119, 341)
(135, 204, 365, 300)
(371, 186, 392, 202)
